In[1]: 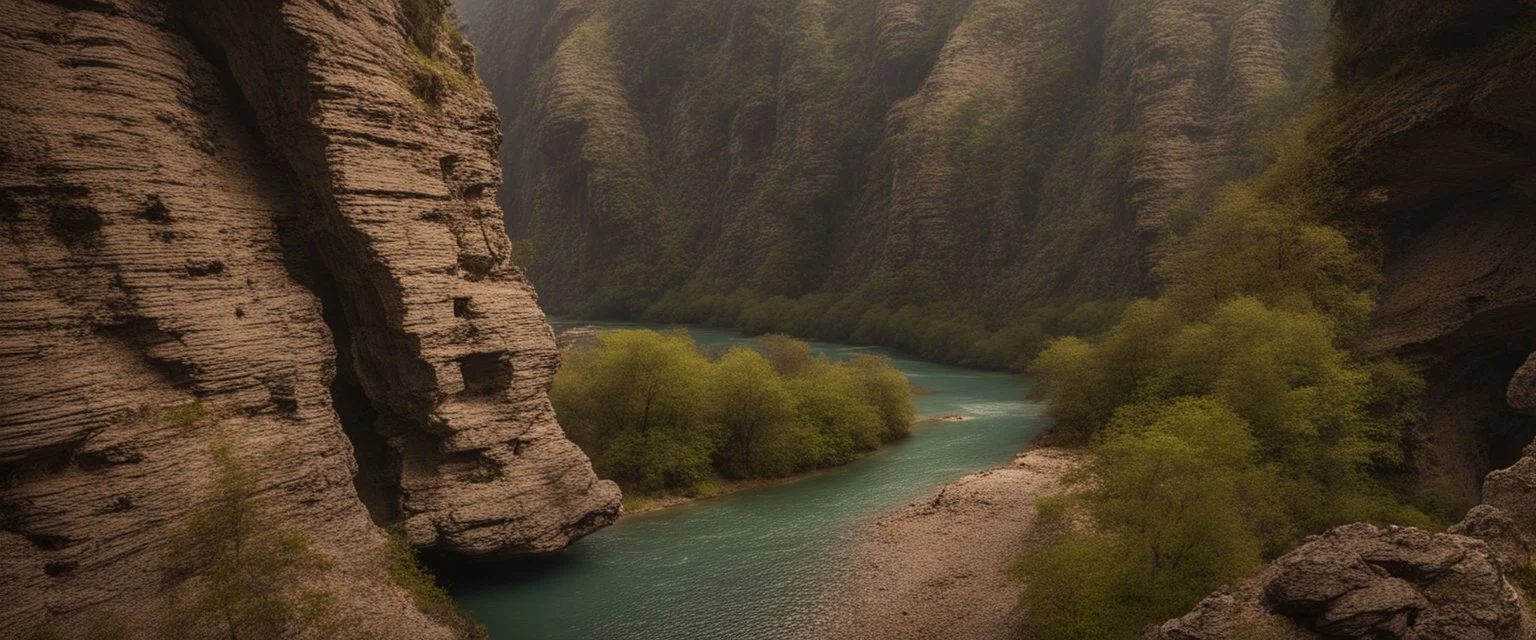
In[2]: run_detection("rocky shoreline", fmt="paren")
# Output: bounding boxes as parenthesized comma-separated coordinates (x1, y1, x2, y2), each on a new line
(797, 447, 1081, 640)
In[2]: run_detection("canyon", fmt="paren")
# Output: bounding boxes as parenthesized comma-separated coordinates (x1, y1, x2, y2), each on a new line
(466, 0, 1536, 638)
(458, 0, 1331, 317)
(3, 0, 1536, 638)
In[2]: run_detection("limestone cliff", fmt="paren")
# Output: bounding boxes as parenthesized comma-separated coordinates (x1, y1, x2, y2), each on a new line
(1153, 2, 1536, 638)
(458, 0, 1330, 318)
(0, 0, 619, 637)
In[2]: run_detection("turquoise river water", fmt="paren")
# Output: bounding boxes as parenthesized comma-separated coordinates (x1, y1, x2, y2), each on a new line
(442, 322, 1047, 640)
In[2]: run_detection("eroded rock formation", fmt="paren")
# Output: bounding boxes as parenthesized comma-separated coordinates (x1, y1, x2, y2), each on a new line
(1155, 524, 1530, 640)
(0, 0, 619, 636)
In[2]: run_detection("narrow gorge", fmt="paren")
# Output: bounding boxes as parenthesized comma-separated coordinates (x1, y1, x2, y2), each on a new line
(4, 0, 1536, 639)
(459, 0, 1330, 320)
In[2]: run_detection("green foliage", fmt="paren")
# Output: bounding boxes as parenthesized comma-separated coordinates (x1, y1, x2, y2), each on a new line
(407, 46, 469, 108)
(1510, 555, 1536, 605)
(551, 330, 915, 494)
(551, 329, 716, 493)
(164, 444, 338, 640)
(400, 0, 469, 107)
(467, 463, 502, 484)
(711, 347, 811, 477)
(508, 239, 536, 270)
(1156, 181, 1374, 336)
(160, 401, 207, 431)
(384, 531, 483, 637)
(1022, 113, 1430, 636)
(849, 355, 917, 442)
(402, 0, 449, 54)
(643, 285, 1126, 374)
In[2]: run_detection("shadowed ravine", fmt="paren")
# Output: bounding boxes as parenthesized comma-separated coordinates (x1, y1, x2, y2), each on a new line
(434, 322, 1046, 639)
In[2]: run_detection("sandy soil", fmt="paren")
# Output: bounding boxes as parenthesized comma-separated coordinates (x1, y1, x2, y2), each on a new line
(794, 447, 1082, 640)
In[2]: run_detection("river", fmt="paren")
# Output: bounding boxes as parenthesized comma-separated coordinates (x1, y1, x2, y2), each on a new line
(441, 322, 1047, 639)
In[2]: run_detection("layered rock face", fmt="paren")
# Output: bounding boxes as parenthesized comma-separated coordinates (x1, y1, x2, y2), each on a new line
(458, 0, 1329, 316)
(1154, 2, 1536, 638)
(1, 0, 618, 636)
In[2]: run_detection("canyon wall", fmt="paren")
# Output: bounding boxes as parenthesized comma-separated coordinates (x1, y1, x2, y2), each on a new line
(1154, 2, 1536, 638)
(0, 0, 619, 637)
(459, 0, 1330, 319)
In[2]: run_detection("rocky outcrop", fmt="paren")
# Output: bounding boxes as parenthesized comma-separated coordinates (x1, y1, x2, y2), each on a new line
(458, 0, 1329, 316)
(1154, 524, 1531, 640)
(1, 0, 618, 637)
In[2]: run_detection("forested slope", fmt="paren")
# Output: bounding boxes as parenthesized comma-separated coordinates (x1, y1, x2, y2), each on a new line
(459, 0, 1329, 332)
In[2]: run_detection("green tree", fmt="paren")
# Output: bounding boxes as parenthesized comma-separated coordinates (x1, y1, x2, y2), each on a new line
(847, 355, 915, 441)
(756, 334, 818, 377)
(789, 362, 884, 464)
(551, 329, 916, 494)
(1018, 400, 1264, 639)
(164, 444, 336, 640)
(709, 347, 804, 477)
(1157, 178, 1375, 336)
(551, 330, 717, 492)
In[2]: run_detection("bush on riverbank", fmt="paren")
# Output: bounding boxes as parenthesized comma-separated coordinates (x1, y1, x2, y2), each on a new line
(1016, 116, 1432, 639)
(551, 330, 915, 494)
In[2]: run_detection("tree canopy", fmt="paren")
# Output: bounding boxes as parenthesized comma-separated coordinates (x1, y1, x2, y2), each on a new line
(552, 330, 915, 495)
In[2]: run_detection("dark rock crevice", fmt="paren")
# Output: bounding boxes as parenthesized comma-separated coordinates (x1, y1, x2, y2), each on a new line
(178, 0, 619, 556)
(178, 18, 413, 527)
(306, 240, 403, 526)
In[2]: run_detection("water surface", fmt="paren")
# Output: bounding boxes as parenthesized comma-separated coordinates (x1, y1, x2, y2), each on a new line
(444, 322, 1046, 639)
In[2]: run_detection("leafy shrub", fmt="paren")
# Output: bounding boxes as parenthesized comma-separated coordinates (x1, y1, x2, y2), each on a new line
(1021, 113, 1430, 636)
(551, 330, 915, 494)
(163, 444, 338, 640)
(384, 531, 484, 637)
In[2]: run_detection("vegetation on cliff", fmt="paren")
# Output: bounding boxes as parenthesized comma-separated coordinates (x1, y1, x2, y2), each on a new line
(459, 0, 1330, 364)
(162, 445, 339, 640)
(1015, 114, 1433, 638)
(550, 330, 914, 494)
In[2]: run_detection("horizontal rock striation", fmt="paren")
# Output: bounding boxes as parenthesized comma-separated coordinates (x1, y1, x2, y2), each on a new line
(1, 0, 617, 636)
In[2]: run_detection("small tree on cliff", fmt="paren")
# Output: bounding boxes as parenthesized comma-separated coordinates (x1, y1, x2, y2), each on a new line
(164, 443, 337, 640)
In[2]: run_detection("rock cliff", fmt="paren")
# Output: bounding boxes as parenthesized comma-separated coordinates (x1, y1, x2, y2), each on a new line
(0, 0, 619, 636)
(458, 0, 1330, 318)
(1153, 1, 1536, 638)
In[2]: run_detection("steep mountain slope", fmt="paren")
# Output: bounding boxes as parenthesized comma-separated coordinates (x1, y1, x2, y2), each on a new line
(0, 0, 618, 636)
(459, 0, 1329, 321)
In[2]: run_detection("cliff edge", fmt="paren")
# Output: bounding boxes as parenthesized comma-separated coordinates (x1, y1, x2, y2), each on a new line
(0, 0, 619, 636)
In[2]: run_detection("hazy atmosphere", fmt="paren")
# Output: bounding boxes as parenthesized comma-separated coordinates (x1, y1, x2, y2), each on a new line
(4, 1, 1535, 639)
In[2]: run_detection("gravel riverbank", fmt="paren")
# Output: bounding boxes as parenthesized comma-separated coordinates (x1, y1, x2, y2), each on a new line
(796, 447, 1082, 640)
